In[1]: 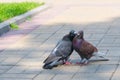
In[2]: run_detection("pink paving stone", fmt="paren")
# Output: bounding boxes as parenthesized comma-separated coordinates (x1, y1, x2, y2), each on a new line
(0, 5, 69, 52)
(19, 21, 41, 29)
(2, 35, 24, 40)
(2, 30, 29, 37)
(0, 45, 10, 49)
(0, 39, 18, 43)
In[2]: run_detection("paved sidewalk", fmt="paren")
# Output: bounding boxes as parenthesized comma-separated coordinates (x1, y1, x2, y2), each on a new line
(0, 0, 120, 80)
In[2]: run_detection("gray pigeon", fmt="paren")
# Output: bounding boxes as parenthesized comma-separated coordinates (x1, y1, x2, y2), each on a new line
(43, 30, 77, 69)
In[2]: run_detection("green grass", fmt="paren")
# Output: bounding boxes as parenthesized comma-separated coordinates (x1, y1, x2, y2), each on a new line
(0, 2, 44, 23)
(10, 23, 19, 30)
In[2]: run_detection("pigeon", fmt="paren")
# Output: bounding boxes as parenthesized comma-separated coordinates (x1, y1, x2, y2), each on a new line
(43, 30, 77, 69)
(73, 30, 108, 65)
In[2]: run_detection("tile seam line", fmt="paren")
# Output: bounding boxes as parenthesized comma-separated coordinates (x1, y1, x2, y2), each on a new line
(109, 57, 120, 80)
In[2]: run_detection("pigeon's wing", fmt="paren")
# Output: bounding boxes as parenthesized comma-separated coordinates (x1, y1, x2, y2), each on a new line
(43, 53, 61, 64)
(80, 40, 97, 57)
(56, 41, 73, 57)
(43, 41, 62, 64)
(43, 41, 73, 64)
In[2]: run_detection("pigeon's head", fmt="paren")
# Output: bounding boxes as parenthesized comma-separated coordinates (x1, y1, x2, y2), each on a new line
(69, 30, 77, 41)
(76, 30, 84, 39)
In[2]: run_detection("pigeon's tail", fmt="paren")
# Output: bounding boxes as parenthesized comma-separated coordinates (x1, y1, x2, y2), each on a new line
(93, 51, 109, 61)
(93, 51, 106, 57)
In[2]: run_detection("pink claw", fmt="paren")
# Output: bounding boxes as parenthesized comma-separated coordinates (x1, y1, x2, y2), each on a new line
(65, 61, 72, 65)
(76, 62, 81, 64)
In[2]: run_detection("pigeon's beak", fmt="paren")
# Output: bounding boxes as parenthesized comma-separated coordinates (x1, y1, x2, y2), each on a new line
(76, 32, 81, 38)
(77, 33, 80, 36)
(74, 32, 78, 35)
(75, 32, 80, 36)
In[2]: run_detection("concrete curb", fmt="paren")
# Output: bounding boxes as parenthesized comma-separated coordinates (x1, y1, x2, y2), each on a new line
(0, 4, 50, 36)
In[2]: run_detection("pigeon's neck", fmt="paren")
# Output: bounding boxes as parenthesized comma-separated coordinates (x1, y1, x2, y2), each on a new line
(73, 39, 83, 48)
(62, 35, 71, 41)
(63, 37, 71, 41)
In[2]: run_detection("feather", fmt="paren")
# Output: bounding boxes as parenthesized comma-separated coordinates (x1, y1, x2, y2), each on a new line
(43, 30, 77, 69)
(73, 30, 108, 64)
(93, 51, 106, 57)
(43, 40, 73, 64)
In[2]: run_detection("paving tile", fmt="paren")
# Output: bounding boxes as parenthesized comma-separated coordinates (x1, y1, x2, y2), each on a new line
(111, 72, 120, 80)
(17, 57, 44, 66)
(76, 64, 99, 73)
(106, 50, 120, 56)
(111, 65, 120, 80)
(0, 70, 7, 74)
(52, 74, 73, 80)
(96, 64, 117, 73)
(23, 66, 42, 74)
(6, 66, 29, 73)
(0, 73, 36, 79)
(0, 66, 13, 70)
(104, 35, 120, 39)
(72, 73, 112, 80)
(98, 43, 120, 47)
(99, 38, 115, 44)
(53, 65, 80, 74)
(0, 50, 26, 58)
(113, 65, 120, 73)
(0, 57, 21, 65)
(98, 46, 120, 51)
(88, 34, 104, 39)
(34, 74, 54, 80)
(25, 50, 45, 58)
(114, 39, 120, 44)
(84, 29, 106, 34)
(0, 78, 31, 80)
(0, 57, 7, 63)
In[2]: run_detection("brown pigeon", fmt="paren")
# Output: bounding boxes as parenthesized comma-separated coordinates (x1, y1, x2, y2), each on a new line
(43, 30, 77, 69)
(73, 30, 108, 65)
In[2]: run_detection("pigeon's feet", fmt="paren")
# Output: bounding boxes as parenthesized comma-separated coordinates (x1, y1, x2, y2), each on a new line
(82, 60, 89, 65)
(76, 59, 89, 66)
(81, 62, 89, 66)
(64, 61, 72, 65)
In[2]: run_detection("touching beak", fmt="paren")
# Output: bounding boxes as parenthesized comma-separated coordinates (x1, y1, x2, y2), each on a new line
(74, 32, 79, 36)
(74, 32, 78, 35)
